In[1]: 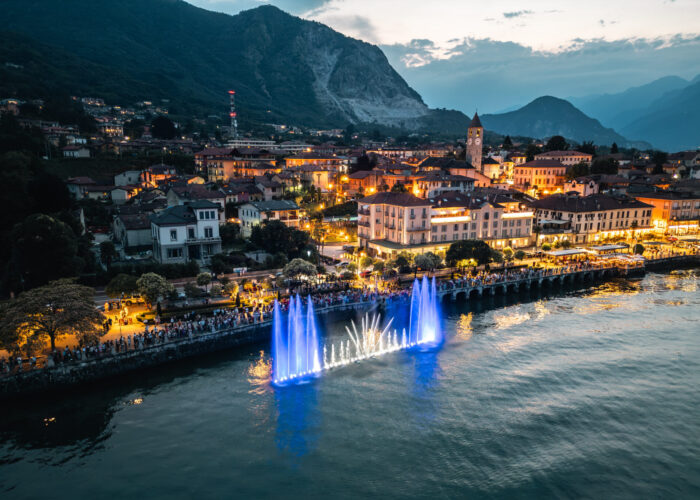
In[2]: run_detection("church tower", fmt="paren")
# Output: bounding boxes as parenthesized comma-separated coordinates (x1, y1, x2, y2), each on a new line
(466, 112, 483, 172)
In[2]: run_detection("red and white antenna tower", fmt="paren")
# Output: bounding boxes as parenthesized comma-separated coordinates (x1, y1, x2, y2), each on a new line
(228, 90, 238, 140)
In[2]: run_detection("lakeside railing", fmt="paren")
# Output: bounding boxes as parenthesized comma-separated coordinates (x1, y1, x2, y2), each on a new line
(1, 254, 696, 379)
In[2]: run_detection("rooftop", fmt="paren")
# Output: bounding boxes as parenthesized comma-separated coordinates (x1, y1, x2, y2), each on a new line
(358, 192, 431, 207)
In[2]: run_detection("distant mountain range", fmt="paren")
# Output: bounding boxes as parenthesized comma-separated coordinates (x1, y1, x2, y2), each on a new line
(0, 0, 430, 128)
(571, 76, 700, 151)
(480, 96, 648, 148)
(1, 0, 694, 150)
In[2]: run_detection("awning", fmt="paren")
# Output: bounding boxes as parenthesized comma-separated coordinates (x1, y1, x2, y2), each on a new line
(589, 244, 628, 253)
(544, 248, 588, 257)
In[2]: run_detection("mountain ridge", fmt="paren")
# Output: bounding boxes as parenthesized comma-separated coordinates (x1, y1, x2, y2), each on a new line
(0, 1, 429, 128)
(481, 96, 647, 148)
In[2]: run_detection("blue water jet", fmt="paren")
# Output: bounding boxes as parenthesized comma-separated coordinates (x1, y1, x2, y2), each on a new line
(272, 296, 321, 385)
(409, 276, 442, 347)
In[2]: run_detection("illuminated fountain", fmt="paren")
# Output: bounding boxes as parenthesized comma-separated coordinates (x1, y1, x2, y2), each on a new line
(271, 277, 441, 385)
(409, 276, 442, 346)
(272, 296, 322, 385)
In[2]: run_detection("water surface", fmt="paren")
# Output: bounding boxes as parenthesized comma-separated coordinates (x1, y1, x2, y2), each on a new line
(1, 271, 699, 499)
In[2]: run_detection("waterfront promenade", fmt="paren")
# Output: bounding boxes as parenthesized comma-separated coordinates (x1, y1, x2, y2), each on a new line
(0, 255, 697, 399)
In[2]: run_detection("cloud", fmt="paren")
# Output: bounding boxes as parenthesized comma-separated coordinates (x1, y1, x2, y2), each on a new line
(382, 35, 700, 114)
(503, 10, 532, 19)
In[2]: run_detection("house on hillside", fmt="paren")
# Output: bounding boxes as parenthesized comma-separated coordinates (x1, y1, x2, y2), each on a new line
(151, 201, 222, 264)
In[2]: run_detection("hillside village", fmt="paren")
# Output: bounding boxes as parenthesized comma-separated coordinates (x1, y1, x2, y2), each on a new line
(1, 90, 698, 287)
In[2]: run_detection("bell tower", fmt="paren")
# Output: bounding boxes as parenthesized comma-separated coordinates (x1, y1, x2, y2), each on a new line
(466, 112, 483, 172)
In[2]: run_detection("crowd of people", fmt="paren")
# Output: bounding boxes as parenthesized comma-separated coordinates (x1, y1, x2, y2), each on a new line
(0, 255, 678, 376)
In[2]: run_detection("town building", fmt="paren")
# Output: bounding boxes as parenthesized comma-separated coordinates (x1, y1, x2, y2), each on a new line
(532, 193, 654, 245)
(113, 213, 152, 251)
(151, 201, 222, 264)
(238, 200, 301, 237)
(410, 171, 474, 198)
(564, 177, 600, 196)
(166, 185, 226, 215)
(115, 170, 143, 186)
(633, 191, 700, 235)
(513, 159, 568, 194)
(357, 191, 534, 258)
(66, 177, 97, 198)
(465, 113, 483, 172)
(535, 150, 593, 166)
(357, 192, 432, 254)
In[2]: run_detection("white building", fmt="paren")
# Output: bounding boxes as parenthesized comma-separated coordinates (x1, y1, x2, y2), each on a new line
(151, 201, 222, 264)
(238, 200, 301, 237)
(115, 170, 142, 186)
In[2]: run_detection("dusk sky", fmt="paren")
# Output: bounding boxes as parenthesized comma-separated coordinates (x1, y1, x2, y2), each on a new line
(188, 0, 700, 113)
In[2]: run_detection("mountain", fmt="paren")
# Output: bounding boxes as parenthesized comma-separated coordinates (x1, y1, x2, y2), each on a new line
(0, 0, 429, 128)
(620, 79, 700, 151)
(480, 96, 642, 147)
(570, 76, 689, 130)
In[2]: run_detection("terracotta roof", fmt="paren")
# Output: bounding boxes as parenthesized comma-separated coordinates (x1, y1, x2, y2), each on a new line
(117, 213, 151, 230)
(536, 150, 592, 158)
(516, 159, 566, 169)
(533, 193, 652, 212)
(169, 185, 225, 200)
(358, 192, 431, 207)
(419, 156, 474, 170)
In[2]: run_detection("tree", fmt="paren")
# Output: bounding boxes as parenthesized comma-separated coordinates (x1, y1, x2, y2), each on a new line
(343, 124, 356, 144)
(514, 250, 526, 261)
(99, 241, 118, 267)
(633, 243, 645, 255)
(196, 272, 212, 290)
(220, 222, 241, 246)
(611, 142, 619, 154)
(372, 261, 385, 273)
(545, 135, 568, 152)
(579, 140, 596, 155)
(541, 243, 552, 251)
(184, 282, 201, 298)
(525, 143, 542, 162)
(359, 255, 374, 270)
(445, 240, 493, 266)
(136, 273, 174, 307)
(590, 158, 619, 175)
(651, 151, 668, 175)
(490, 249, 504, 265)
(283, 258, 317, 279)
(391, 183, 408, 193)
(567, 162, 590, 180)
(503, 247, 514, 262)
(9, 214, 81, 291)
(210, 254, 232, 275)
(151, 115, 176, 140)
(250, 220, 313, 260)
(105, 274, 139, 298)
(414, 252, 441, 271)
(502, 135, 513, 150)
(0, 279, 104, 352)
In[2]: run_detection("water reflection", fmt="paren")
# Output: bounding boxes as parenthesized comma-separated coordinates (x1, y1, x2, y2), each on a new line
(273, 383, 320, 459)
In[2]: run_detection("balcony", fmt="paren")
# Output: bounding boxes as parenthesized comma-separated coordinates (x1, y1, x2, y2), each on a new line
(358, 220, 370, 227)
(186, 236, 222, 243)
(406, 226, 428, 232)
(358, 208, 370, 216)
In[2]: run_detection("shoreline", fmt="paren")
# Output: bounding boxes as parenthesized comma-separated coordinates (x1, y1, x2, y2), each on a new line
(1, 256, 698, 400)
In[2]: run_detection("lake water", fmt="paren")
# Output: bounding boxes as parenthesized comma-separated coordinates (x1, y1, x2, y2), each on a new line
(1, 271, 699, 499)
